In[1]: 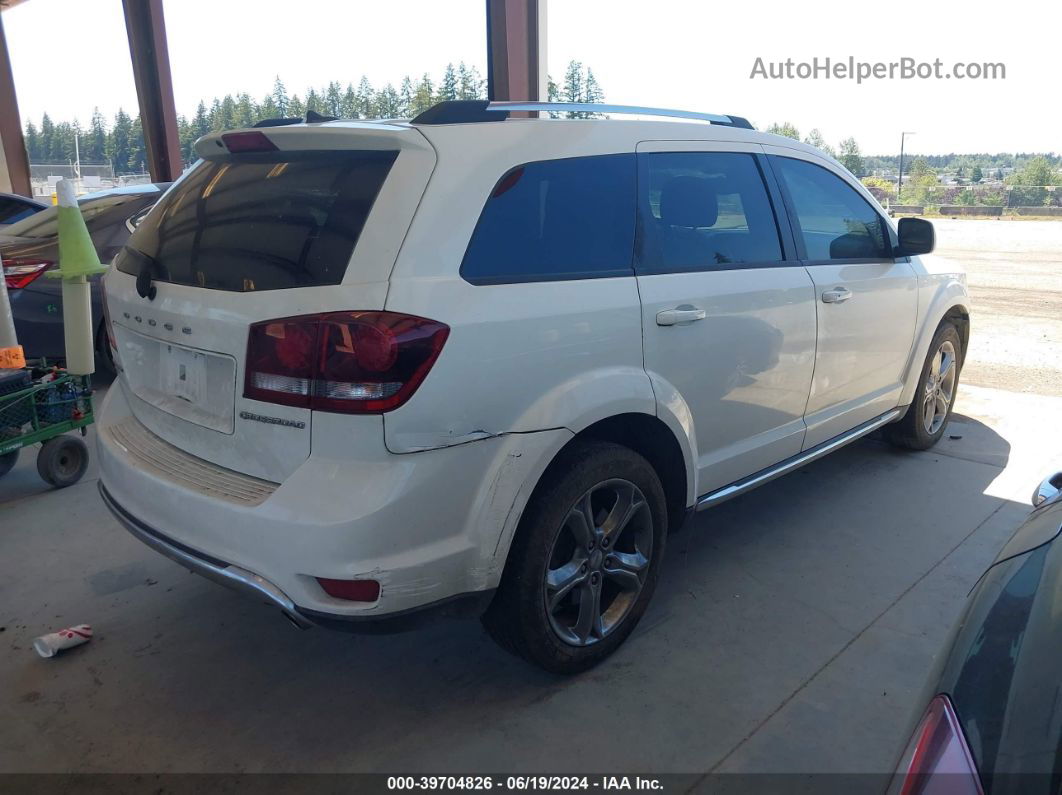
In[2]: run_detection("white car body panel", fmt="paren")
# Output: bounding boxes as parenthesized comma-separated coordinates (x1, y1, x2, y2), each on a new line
(95, 115, 970, 623)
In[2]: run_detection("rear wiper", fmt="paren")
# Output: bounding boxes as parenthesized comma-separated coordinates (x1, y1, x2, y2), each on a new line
(122, 245, 158, 301)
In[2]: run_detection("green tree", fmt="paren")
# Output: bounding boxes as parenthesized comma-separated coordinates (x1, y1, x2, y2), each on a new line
(412, 74, 434, 116)
(271, 76, 289, 115)
(376, 84, 401, 118)
(438, 63, 458, 102)
(766, 122, 800, 140)
(341, 83, 359, 118)
(234, 93, 256, 127)
(39, 113, 56, 162)
(325, 81, 343, 117)
(1012, 156, 1057, 186)
(803, 128, 835, 156)
(108, 109, 134, 173)
(23, 120, 40, 161)
(191, 101, 210, 138)
(355, 76, 375, 119)
(399, 77, 415, 118)
(288, 94, 305, 118)
(456, 62, 483, 99)
(86, 108, 107, 162)
(583, 68, 603, 103)
(971, 166, 983, 183)
(910, 158, 933, 178)
(129, 115, 147, 173)
(304, 87, 322, 114)
(563, 60, 583, 117)
(838, 137, 865, 176)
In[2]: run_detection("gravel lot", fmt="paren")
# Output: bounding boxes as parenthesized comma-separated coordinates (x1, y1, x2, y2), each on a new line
(932, 219, 1062, 396)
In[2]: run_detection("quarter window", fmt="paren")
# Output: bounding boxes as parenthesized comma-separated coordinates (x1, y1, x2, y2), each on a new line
(636, 151, 784, 272)
(460, 154, 636, 284)
(774, 157, 889, 261)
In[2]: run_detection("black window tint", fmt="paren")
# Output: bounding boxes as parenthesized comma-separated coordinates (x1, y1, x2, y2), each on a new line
(460, 154, 635, 283)
(117, 151, 397, 292)
(636, 151, 783, 273)
(775, 157, 888, 260)
(0, 197, 40, 225)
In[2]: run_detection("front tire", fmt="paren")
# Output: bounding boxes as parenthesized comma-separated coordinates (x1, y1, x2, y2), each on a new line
(885, 322, 962, 450)
(483, 440, 667, 674)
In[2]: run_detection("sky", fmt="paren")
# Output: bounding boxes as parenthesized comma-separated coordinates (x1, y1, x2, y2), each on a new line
(4, 0, 1060, 155)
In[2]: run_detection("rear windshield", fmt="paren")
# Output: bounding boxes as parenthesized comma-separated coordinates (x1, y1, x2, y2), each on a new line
(116, 151, 397, 292)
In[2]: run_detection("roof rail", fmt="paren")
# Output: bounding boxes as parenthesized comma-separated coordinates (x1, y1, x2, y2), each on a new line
(410, 99, 754, 129)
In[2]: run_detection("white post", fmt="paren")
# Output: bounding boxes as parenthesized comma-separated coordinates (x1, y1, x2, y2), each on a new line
(55, 179, 95, 375)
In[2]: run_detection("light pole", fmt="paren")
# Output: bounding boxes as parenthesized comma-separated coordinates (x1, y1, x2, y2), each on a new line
(897, 131, 916, 203)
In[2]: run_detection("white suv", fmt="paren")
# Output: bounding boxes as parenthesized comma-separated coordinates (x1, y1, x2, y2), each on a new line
(97, 100, 969, 673)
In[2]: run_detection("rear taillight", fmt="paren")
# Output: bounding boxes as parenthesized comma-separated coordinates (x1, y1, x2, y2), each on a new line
(244, 311, 449, 414)
(896, 695, 982, 795)
(3, 258, 53, 289)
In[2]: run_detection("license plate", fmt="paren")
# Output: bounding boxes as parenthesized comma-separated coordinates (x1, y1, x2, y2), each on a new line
(162, 344, 205, 405)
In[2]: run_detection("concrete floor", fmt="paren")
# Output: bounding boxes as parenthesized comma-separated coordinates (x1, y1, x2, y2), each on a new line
(1, 222, 1060, 776)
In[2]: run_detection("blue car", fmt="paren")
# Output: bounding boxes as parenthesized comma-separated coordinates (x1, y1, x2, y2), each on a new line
(1, 183, 170, 371)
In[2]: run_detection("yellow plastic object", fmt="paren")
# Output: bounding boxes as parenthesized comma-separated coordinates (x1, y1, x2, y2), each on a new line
(0, 345, 25, 369)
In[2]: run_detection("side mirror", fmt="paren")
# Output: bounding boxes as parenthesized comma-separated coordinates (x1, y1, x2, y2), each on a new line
(896, 217, 935, 257)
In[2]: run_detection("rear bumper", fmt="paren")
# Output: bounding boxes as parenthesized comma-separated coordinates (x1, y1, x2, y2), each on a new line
(99, 481, 494, 632)
(99, 481, 312, 628)
(96, 379, 567, 621)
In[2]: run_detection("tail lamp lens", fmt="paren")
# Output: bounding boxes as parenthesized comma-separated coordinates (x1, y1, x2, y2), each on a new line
(896, 695, 982, 795)
(316, 577, 381, 603)
(3, 258, 53, 289)
(244, 311, 449, 413)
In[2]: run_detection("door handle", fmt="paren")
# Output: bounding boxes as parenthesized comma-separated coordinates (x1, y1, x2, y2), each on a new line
(656, 305, 707, 326)
(821, 287, 853, 304)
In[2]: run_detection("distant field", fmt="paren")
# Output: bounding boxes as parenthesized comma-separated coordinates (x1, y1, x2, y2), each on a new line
(931, 219, 1062, 397)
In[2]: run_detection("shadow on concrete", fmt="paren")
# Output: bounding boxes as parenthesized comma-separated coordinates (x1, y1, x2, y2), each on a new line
(0, 411, 1021, 773)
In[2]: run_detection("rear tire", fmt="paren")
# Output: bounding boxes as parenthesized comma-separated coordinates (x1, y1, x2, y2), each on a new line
(37, 435, 89, 488)
(483, 440, 667, 674)
(885, 322, 962, 451)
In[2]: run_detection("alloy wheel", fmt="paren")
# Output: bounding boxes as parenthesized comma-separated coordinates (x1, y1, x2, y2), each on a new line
(544, 478, 653, 647)
(922, 339, 957, 435)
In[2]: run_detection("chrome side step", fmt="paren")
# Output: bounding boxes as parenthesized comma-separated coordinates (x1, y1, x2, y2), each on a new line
(695, 409, 903, 511)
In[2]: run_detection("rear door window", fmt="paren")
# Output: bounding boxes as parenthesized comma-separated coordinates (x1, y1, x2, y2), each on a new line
(460, 154, 636, 284)
(773, 157, 889, 261)
(116, 151, 397, 292)
(0, 197, 42, 225)
(636, 152, 784, 272)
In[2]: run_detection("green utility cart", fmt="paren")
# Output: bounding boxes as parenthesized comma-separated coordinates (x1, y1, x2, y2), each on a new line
(0, 365, 93, 487)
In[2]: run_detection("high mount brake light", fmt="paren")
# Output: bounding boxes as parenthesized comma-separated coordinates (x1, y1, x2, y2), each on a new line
(3, 258, 54, 289)
(244, 311, 449, 414)
(221, 131, 278, 153)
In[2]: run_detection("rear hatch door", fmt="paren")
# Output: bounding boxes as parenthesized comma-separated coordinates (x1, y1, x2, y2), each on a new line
(104, 122, 436, 482)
